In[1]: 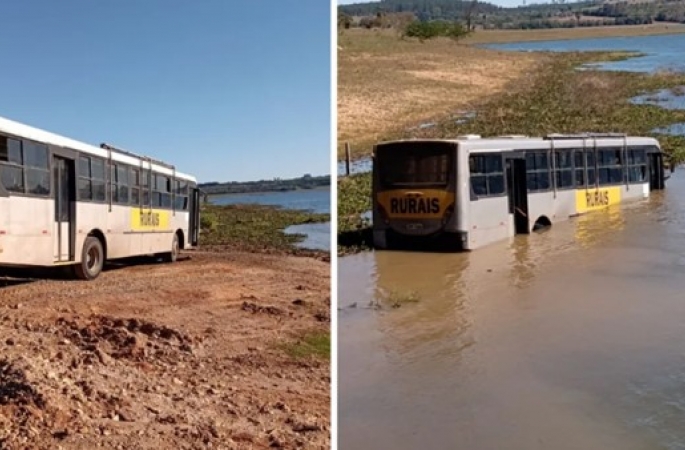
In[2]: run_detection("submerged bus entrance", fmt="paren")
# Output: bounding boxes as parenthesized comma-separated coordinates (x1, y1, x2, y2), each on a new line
(505, 155, 529, 235)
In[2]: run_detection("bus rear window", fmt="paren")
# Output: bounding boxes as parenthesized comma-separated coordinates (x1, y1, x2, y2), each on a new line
(377, 142, 452, 188)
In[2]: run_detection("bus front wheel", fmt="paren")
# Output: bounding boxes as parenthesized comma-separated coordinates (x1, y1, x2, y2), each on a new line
(74, 236, 104, 280)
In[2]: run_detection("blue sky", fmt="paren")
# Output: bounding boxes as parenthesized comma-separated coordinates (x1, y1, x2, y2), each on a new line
(0, 1, 330, 183)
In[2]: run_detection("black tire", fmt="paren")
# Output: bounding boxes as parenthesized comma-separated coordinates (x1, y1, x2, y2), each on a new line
(163, 233, 180, 263)
(74, 236, 104, 280)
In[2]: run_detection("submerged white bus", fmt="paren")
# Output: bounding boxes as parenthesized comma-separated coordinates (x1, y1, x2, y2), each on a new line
(0, 115, 200, 280)
(372, 133, 666, 250)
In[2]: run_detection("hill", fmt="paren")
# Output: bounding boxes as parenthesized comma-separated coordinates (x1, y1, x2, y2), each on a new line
(339, 0, 685, 29)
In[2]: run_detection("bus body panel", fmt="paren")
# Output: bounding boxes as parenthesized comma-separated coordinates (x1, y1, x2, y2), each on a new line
(466, 196, 511, 250)
(0, 115, 198, 272)
(0, 197, 54, 265)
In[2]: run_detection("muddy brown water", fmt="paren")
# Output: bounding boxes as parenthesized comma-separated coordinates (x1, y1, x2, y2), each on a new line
(339, 169, 685, 450)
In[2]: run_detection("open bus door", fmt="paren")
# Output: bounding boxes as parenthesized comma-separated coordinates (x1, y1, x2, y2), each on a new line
(649, 152, 665, 191)
(505, 154, 529, 234)
(189, 187, 200, 247)
(52, 152, 76, 262)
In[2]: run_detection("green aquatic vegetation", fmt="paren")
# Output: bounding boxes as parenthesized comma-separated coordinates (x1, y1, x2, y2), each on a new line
(199, 203, 329, 254)
(409, 51, 685, 163)
(338, 173, 374, 255)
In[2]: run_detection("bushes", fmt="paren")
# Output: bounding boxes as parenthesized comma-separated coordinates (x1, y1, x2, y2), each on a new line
(402, 20, 469, 41)
(200, 211, 219, 232)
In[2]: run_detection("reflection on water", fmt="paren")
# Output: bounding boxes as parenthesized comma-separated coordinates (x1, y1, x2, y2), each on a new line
(339, 170, 685, 450)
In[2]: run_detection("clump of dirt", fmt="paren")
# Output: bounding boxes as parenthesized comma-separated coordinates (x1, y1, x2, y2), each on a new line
(0, 251, 330, 449)
(0, 359, 47, 445)
(241, 302, 284, 316)
(55, 315, 194, 364)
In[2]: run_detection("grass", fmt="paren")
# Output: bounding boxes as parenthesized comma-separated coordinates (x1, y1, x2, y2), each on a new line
(337, 46, 685, 254)
(281, 330, 330, 360)
(199, 203, 329, 255)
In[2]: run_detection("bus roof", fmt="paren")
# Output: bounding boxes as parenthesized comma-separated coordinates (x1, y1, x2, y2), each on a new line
(376, 135, 661, 152)
(0, 115, 196, 182)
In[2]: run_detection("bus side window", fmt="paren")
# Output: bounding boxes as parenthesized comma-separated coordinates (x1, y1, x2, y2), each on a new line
(597, 148, 623, 186)
(0, 138, 27, 194)
(554, 150, 573, 189)
(469, 154, 504, 197)
(526, 151, 550, 192)
(627, 147, 648, 183)
(586, 150, 597, 186)
(574, 150, 585, 187)
(131, 168, 141, 206)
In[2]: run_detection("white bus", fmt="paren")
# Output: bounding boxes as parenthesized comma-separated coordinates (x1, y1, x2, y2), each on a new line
(0, 115, 200, 280)
(372, 133, 666, 250)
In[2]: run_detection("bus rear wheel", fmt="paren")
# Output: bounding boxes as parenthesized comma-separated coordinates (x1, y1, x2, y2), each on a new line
(74, 236, 104, 280)
(162, 233, 180, 263)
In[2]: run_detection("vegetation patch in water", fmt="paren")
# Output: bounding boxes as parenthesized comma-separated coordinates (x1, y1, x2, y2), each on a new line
(338, 173, 373, 256)
(199, 204, 329, 256)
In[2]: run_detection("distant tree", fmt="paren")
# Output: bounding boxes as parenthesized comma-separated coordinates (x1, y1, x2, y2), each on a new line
(338, 12, 352, 30)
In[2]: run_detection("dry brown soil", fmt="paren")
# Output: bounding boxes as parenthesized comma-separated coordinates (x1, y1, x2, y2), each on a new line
(337, 28, 544, 157)
(0, 250, 330, 450)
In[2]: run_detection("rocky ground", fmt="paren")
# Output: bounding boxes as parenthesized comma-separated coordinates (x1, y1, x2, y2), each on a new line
(0, 250, 330, 449)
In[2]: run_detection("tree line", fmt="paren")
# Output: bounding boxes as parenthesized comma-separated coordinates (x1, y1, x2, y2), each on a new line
(199, 175, 330, 196)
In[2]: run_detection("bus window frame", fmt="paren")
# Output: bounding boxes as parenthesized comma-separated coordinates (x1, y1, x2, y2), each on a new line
(469, 152, 506, 200)
(0, 135, 52, 199)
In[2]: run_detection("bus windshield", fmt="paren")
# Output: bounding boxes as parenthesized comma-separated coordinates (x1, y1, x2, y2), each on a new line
(377, 142, 453, 188)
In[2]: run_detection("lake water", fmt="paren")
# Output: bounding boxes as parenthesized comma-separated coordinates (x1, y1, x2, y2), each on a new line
(484, 34, 685, 73)
(339, 34, 685, 450)
(209, 188, 330, 251)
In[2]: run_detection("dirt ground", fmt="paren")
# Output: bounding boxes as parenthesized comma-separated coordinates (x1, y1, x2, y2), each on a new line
(0, 250, 330, 449)
(337, 28, 544, 157)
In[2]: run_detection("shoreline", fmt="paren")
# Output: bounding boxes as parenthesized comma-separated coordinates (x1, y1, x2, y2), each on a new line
(199, 203, 330, 258)
(207, 184, 331, 199)
(464, 23, 685, 45)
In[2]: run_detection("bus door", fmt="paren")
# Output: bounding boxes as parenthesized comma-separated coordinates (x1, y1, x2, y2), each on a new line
(53, 156, 76, 261)
(189, 187, 200, 246)
(505, 154, 529, 234)
(649, 152, 665, 191)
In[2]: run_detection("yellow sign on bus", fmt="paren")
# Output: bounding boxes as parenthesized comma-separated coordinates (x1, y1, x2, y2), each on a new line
(575, 187, 622, 213)
(131, 209, 171, 231)
(377, 189, 455, 219)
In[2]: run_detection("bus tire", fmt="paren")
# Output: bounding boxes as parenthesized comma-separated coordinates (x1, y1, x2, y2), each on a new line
(163, 233, 180, 263)
(74, 236, 104, 280)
